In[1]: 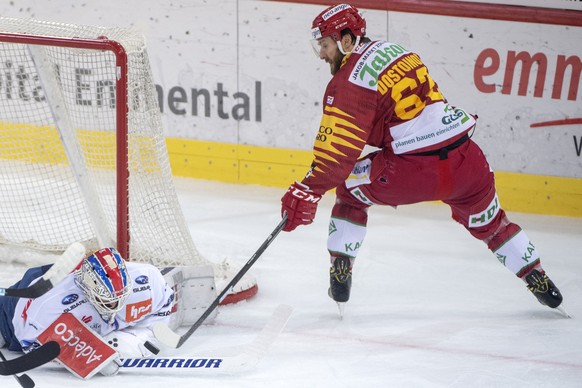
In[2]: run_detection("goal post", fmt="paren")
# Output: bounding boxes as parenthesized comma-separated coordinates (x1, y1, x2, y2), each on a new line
(0, 17, 193, 267)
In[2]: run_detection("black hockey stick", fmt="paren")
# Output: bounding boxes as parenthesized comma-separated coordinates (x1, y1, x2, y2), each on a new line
(0, 278, 53, 299)
(0, 243, 85, 298)
(0, 350, 35, 388)
(147, 215, 288, 349)
(0, 341, 60, 378)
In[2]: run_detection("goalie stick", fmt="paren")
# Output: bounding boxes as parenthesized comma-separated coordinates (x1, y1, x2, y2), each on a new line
(120, 304, 292, 374)
(0, 341, 61, 377)
(147, 215, 287, 349)
(0, 243, 86, 298)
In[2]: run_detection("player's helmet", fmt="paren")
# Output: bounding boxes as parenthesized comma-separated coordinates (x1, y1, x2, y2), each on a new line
(74, 247, 131, 323)
(311, 4, 366, 42)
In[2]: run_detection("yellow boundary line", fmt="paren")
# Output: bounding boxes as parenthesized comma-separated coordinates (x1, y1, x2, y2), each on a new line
(166, 138, 582, 218)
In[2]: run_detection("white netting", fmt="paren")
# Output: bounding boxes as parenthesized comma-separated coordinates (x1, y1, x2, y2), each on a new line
(0, 16, 204, 268)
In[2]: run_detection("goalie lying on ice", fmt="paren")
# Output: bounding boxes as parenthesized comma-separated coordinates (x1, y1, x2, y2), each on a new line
(0, 247, 215, 379)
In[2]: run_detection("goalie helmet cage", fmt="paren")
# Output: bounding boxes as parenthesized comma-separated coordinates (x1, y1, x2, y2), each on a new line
(0, 16, 257, 304)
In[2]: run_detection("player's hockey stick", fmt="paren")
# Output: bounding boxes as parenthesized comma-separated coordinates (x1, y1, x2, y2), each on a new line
(148, 216, 288, 349)
(120, 304, 292, 374)
(0, 341, 60, 378)
(0, 243, 86, 298)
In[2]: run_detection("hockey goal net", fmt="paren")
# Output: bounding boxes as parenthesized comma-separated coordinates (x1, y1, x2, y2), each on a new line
(0, 16, 199, 267)
(0, 16, 257, 303)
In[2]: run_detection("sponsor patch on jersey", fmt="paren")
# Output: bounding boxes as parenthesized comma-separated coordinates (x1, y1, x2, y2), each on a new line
(469, 193, 500, 228)
(63, 299, 88, 313)
(133, 285, 151, 293)
(349, 41, 408, 91)
(61, 293, 79, 305)
(126, 299, 153, 322)
(162, 293, 174, 308)
(345, 158, 372, 189)
(350, 187, 374, 206)
(326, 95, 334, 105)
(134, 275, 149, 285)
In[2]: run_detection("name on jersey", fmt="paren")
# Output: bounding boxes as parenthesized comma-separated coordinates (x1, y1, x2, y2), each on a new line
(349, 42, 409, 91)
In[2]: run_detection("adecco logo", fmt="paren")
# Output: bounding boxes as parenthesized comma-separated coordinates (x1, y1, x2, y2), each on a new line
(52, 321, 104, 365)
(323, 4, 351, 20)
(37, 313, 116, 379)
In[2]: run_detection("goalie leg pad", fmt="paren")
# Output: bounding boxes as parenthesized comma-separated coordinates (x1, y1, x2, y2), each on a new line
(162, 265, 217, 330)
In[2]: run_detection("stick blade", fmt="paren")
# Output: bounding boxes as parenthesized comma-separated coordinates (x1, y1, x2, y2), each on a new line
(43, 242, 86, 285)
(152, 323, 182, 348)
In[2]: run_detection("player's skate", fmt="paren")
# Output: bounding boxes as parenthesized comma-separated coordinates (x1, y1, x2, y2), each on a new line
(524, 269, 570, 317)
(328, 256, 352, 318)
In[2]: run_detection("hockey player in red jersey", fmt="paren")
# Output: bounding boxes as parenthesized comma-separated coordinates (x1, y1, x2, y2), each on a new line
(280, 4, 564, 315)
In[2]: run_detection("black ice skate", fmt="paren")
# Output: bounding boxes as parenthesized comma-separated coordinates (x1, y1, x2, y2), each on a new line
(525, 269, 566, 313)
(328, 256, 352, 317)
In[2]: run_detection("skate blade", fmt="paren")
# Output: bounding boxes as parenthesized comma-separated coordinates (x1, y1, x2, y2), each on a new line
(336, 302, 346, 319)
(555, 305, 572, 318)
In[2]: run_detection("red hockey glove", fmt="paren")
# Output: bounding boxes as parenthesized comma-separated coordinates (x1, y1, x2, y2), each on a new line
(281, 182, 322, 232)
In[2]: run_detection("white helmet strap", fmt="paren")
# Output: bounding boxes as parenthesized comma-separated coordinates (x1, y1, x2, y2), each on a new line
(336, 35, 360, 55)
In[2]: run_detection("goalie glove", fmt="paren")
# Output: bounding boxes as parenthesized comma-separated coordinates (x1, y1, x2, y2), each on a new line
(281, 181, 322, 232)
(104, 327, 159, 359)
(100, 327, 160, 376)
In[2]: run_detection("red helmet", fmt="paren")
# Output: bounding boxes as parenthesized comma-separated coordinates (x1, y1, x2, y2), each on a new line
(311, 4, 366, 42)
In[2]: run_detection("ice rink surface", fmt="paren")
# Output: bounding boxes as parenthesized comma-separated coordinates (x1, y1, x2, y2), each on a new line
(1, 178, 581, 387)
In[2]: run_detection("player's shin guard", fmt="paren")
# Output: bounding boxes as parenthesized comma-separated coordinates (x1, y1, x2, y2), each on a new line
(326, 201, 366, 309)
(492, 229, 541, 275)
(492, 229, 563, 309)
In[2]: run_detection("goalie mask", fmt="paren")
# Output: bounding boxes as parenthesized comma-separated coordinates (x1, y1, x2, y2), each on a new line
(311, 4, 366, 55)
(75, 247, 132, 323)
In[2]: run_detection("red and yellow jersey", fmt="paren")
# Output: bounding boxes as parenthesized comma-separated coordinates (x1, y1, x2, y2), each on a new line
(302, 40, 476, 195)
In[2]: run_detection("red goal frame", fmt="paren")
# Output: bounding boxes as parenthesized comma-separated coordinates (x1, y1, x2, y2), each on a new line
(0, 33, 130, 260)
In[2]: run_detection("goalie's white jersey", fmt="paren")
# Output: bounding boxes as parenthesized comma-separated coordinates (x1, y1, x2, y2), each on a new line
(12, 262, 173, 352)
